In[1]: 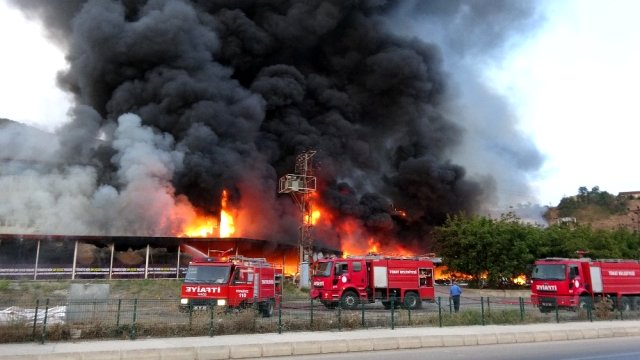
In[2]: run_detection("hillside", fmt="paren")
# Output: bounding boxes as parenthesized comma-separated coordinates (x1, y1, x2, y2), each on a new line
(545, 198, 640, 231)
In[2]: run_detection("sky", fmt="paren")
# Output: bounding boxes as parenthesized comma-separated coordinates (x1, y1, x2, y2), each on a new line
(0, 0, 70, 129)
(0, 0, 639, 208)
(490, 0, 640, 206)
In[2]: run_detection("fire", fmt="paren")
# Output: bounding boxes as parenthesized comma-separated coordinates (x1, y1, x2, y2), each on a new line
(335, 217, 414, 258)
(220, 209, 235, 237)
(178, 189, 235, 238)
(219, 190, 235, 238)
(182, 215, 216, 238)
(305, 209, 321, 225)
(436, 265, 474, 281)
(512, 274, 527, 285)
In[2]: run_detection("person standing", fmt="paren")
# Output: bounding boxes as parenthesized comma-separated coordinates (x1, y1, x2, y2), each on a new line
(450, 280, 462, 313)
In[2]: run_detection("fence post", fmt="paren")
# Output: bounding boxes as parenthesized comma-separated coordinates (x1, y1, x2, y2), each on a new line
(40, 298, 49, 344)
(188, 304, 193, 328)
(449, 296, 453, 314)
(309, 298, 314, 327)
(337, 304, 342, 331)
(480, 296, 485, 326)
(31, 299, 39, 341)
(554, 298, 560, 323)
(390, 297, 395, 330)
(208, 303, 214, 337)
(130, 299, 138, 340)
(116, 299, 122, 327)
(278, 295, 282, 334)
(588, 298, 593, 322)
(437, 297, 443, 328)
(360, 298, 365, 328)
(619, 300, 624, 320)
(519, 297, 524, 321)
(487, 297, 491, 314)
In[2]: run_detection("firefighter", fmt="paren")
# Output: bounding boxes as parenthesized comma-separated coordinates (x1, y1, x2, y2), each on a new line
(450, 280, 462, 313)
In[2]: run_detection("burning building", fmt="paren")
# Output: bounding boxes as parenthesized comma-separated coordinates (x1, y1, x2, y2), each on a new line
(1, 1, 543, 260)
(0, 234, 338, 280)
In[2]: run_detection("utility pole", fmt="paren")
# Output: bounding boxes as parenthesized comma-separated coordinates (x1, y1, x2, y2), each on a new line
(278, 151, 317, 288)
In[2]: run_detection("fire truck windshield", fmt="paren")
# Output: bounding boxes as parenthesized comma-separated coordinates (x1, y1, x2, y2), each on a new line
(313, 261, 333, 277)
(185, 265, 231, 284)
(531, 264, 566, 280)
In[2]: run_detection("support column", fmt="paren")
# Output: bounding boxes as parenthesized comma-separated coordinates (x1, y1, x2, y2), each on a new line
(144, 244, 150, 279)
(176, 246, 181, 279)
(71, 240, 78, 280)
(33, 239, 41, 280)
(109, 243, 115, 280)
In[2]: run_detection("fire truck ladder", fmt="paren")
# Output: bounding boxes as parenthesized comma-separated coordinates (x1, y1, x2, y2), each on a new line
(346, 253, 442, 263)
(229, 255, 272, 267)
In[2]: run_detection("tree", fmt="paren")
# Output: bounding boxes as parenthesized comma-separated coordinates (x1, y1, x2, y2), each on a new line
(578, 186, 589, 199)
(433, 212, 539, 287)
(434, 209, 640, 289)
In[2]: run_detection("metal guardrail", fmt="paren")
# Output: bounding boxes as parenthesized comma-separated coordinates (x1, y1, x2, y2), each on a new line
(2, 294, 638, 344)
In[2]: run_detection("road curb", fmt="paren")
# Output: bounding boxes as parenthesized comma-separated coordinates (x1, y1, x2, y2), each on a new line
(3, 324, 640, 360)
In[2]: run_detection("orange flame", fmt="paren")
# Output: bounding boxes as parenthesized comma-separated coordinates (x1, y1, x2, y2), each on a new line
(178, 189, 237, 238)
(512, 274, 527, 285)
(219, 190, 235, 238)
(305, 209, 321, 225)
(335, 216, 414, 258)
(181, 215, 216, 238)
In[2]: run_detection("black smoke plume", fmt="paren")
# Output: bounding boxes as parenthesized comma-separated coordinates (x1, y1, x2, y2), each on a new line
(3, 0, 543, 251)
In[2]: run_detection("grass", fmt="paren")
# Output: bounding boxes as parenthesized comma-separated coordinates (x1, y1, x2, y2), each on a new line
(0, 279, 183, 304)
(0, 279, 307, 303)
(4, 279, 635, 344)
(282, 281, 310, 299)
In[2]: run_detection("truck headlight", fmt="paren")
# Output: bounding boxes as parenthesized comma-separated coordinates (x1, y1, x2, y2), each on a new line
(217, 299, 226, 306)
(180, 298, 189, 305)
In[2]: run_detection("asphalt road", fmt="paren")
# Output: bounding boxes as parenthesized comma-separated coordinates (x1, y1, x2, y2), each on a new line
(247, 336, 640, 360)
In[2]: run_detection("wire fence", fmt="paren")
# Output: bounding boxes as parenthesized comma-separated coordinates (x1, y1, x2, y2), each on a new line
(1, 294, 638, 344)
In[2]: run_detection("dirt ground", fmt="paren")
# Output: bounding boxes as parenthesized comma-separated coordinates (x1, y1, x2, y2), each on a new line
(546, 199, 640, 231)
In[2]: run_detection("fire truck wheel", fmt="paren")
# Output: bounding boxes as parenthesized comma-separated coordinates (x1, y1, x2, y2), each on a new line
(403, 292, 421, 310)
(633, 297, 640, 311)
(261, 299, 274, 317)
(340, 291, 359, 310)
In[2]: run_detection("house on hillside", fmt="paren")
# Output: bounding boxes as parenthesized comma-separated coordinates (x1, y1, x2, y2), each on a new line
(618, 191, 640, 199)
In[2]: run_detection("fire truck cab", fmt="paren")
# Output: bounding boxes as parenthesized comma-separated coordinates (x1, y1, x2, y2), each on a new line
(180, 255, 282, 317)
(310, 255, 436, 310)
(531, 257, 640, 312)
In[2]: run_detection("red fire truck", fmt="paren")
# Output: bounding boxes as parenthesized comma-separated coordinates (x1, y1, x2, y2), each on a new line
(180, 255, 282, 317)
(530, 257, 640, 312)
(310, 255, 437, 310)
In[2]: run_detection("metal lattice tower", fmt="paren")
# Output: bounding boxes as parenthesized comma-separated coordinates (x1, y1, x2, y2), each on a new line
(278, 151, 317, 265)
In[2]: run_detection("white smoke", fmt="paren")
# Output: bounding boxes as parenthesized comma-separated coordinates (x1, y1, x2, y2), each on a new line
(0, 113, 198, 235)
